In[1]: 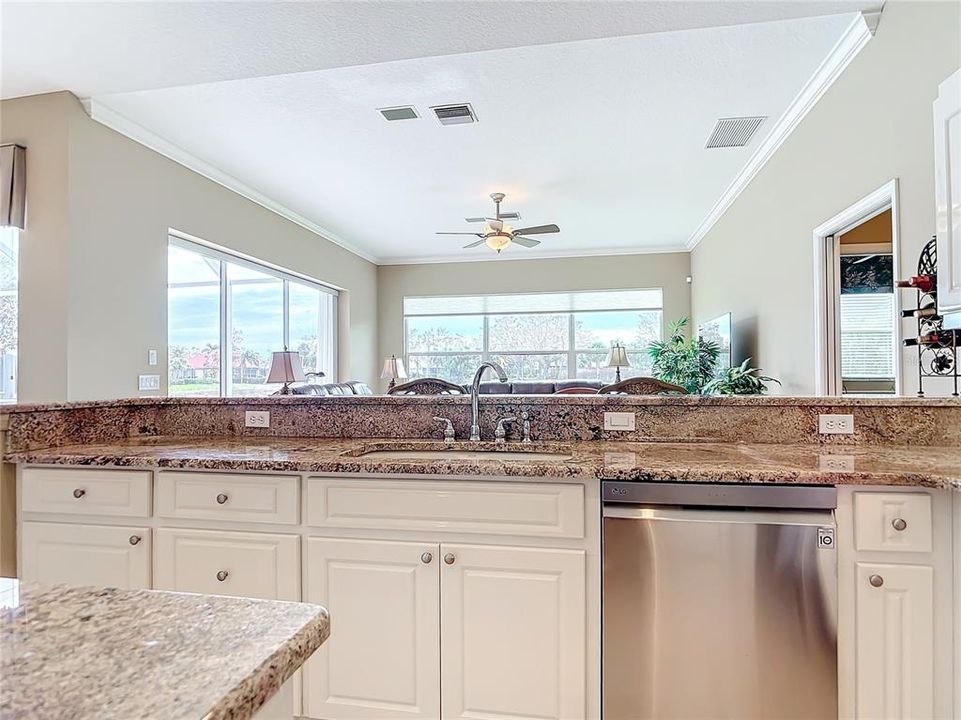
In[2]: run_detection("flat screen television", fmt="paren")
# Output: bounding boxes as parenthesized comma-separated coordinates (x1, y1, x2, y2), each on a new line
(698, 313, 732, 372)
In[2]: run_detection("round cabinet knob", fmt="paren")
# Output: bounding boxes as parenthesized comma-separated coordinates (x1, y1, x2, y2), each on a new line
(869, 574, 884, 588)
(443, 553, 456, 565)
(216, 493, 228, 505)
(72, 488, 86, 499)
(128, 535, 142, 546)
(892, 517, 907, 531)
(216, 570, 229, 582)
(421, 552, 433, 564)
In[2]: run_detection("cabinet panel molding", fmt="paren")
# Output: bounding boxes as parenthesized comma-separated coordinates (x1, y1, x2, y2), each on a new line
(303, 536, 441, 720)
(306, 476, 584, 538)
(155, 471, 299, 525)
(854, 492, 933, 553)
(440, 543, 586, 720)
(154, 527, 299, 600)
(854, 562, 934, 720)
(21, 467, 151, 517)
(21, 521, 150, 589)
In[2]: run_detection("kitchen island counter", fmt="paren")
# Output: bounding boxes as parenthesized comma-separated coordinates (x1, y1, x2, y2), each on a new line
(5, 435, 959, 491)
(0, 581, 329, 720)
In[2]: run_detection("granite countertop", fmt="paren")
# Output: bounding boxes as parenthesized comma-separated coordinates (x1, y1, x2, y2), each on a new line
(0, 581, 330, 720)
(5, 436, 960, 491)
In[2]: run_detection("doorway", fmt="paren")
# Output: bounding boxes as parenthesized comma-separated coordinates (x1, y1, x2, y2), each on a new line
(814, 181, 901, 396)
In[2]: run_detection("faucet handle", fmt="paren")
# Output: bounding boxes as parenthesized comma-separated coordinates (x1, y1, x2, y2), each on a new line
(494, 415, 516, 443)
(433, 416, 455, 442)
(521, 411, 532, 443)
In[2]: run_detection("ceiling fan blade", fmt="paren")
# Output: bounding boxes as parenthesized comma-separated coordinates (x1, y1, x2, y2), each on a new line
(511, 224, 559, 235)
(511, 236, 541, 248)
(437, 232, 484, 236)
(465, 217, 498, 223)
(463, 239, 487, 248)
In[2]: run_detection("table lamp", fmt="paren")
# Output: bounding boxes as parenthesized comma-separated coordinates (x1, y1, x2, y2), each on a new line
(604, 343, 631, 383)
(380, 354, 407, 390)
(266, 349, 306, 394)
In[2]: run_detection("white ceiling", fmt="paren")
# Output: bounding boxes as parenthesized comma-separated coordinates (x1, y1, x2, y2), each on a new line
(2, 1, 877, 99)
(0, 2, 879, 264)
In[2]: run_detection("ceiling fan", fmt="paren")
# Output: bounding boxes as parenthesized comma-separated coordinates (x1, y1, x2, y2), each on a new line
(436, 192, 560, 253)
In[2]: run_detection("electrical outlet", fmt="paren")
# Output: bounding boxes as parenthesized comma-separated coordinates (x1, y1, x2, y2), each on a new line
(818, 454, 855, 472)
(245, 411, 270, 428)
(603, 412, 636, 431)
(819, 414, 855, 435)
(137, 374, 160, 391)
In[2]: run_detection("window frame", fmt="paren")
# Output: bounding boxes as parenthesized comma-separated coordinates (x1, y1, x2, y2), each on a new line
(0, 226, 18, 403)
(168, 234, 338, 396)
(403, 290, 663, 383)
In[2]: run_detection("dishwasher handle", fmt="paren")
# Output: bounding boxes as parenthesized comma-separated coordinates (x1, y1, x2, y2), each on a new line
(602, 481, 837, 510)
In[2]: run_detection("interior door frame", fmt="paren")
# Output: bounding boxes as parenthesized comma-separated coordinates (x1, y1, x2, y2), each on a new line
(812, 179, 901, 396)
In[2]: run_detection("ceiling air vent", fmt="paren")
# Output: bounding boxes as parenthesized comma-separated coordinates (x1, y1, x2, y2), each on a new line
(379, 106, 419, 121)
(705, 116, 767, 149)
(431, 103, 477, 126)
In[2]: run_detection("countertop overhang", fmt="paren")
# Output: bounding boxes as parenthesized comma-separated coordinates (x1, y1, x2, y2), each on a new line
(6, 436, 960, 491)
(0, 581, 330, 720)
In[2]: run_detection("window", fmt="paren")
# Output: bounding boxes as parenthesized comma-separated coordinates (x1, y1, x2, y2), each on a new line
(168, 237, 337, 397)
(0, 227, 17, 402)
(838, 252, 896, 393)
(403, 290, 663, 384)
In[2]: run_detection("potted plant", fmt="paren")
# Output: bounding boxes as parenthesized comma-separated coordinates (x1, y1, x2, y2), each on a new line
(647, 318, 720, 394)
(703, 357, 780, 395)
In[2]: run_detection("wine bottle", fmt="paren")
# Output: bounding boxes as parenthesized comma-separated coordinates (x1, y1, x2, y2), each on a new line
(900, 305, 939, 319)
(895, 275, 936, 293)
(903, 330, 960, 347)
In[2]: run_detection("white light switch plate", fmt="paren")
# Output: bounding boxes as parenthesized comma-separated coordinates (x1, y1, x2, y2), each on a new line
(603, 412, 636, 431)
(137, 374, 160, 391)
(245, 411, 270, 428)
(147, 349, 158, 366)
(819, 414, 855, 434)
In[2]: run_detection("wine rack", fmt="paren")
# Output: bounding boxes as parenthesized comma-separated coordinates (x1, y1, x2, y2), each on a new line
(909, 237, 959, 396)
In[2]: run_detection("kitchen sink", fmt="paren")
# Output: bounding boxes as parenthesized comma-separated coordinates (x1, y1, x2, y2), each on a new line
(344, 442, 573, 462)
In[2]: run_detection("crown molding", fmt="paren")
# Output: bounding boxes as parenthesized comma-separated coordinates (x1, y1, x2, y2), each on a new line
(684, 12, 874, 252)
(378, 243, 690, 266)
(84, 98, 381, 264)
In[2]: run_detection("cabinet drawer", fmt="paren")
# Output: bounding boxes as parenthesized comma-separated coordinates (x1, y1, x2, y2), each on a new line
(155, 472, 299, 525)
(154, 528, 299, 600)
(854, 492, 933, 553)
(21, 467, 151, 517)
(306, 477, 585, 538)
(21, 521, 150, 589)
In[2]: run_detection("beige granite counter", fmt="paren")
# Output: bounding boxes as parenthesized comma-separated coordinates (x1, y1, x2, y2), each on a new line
(0, 581, 330, 720)
(5, 436, 960, 491)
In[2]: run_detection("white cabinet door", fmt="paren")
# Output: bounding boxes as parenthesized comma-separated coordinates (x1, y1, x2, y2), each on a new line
(154, 528, 299, 600)
(855, 562, 934, 719)
(440, 544, 586, 720)
(20, 521, 150, 589)
(934, 68, 961, 317)
(303, 537, 440, 720)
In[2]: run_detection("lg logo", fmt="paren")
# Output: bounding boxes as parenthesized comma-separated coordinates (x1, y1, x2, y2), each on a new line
(610, 486, 630, 497)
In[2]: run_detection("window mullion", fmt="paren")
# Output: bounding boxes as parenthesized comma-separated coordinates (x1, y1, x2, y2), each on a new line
(220, 260, 231, 397)
(282, 280, 290, 350)
(482, 316, 490, 363)
(568, 313, 576, 379)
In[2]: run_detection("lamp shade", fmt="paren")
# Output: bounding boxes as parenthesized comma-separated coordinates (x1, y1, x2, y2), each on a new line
(380, 354, 408, 380)
(266, 351, 306, 384)
(604, 343, 631, 369)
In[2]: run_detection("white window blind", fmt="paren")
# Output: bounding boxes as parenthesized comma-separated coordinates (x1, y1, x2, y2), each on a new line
(839, 294, 894, 379)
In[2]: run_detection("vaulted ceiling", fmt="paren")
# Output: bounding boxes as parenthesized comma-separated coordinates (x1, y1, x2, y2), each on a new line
(1, 1, 881, 263)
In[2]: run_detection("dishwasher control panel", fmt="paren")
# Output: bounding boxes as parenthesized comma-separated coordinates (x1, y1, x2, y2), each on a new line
(601, 481, 838, 510)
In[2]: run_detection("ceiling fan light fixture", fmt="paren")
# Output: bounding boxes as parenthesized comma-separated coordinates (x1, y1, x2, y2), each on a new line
(486, 234, 512, 253)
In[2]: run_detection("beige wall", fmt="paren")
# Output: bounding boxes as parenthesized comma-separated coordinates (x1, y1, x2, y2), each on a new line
(378, 252, 691, 391)
(1, 92, 378, 401)
(690, 0, 961, 395)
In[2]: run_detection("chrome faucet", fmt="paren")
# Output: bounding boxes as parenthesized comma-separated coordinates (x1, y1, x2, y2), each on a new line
(469, 361, 508, 441)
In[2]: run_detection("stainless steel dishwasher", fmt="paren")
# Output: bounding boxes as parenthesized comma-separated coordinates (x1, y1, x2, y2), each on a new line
(602, 482, 838, 720)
